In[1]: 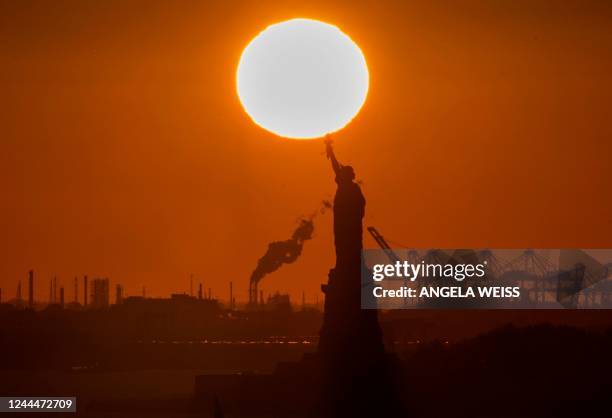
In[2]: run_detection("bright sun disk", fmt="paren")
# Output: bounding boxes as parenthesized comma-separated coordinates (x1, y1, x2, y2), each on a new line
(237, 18, 369, 139)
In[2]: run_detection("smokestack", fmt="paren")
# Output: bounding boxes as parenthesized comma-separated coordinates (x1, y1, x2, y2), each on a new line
(53, 277, 57, 304)
(248, 218, 315, 306)
(83, 275, 88, 307)
(229, 282, 233, 310)
(198, 283, 202, 300)
(28, 270, 34, 308)
(49, 280, 53, 304)
(60, 287, 65, 308)
(17, 280, 22, 301)
(74, 277, 78, 303)
(116, 284, 123, 304)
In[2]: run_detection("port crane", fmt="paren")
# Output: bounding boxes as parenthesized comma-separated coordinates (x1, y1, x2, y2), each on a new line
(366, 226, 401, 264)
(366, 226, 415, 307)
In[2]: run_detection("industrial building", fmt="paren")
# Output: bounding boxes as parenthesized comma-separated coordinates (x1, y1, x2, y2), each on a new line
(91, 278, 110, 308)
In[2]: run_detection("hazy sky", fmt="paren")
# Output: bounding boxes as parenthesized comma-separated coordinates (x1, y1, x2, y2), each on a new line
(1, 0, 611, 302)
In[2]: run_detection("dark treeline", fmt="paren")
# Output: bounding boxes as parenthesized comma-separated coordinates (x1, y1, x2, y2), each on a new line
(400, 324, 612, 417)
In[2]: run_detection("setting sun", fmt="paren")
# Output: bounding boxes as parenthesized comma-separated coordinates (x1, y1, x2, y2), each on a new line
(236, 18, 369, 139)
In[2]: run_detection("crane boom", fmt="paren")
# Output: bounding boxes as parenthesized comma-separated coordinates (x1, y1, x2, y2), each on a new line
(367, 226, 401, 264)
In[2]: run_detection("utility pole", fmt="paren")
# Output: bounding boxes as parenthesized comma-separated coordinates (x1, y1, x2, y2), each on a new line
(28, 270, 34, 308)
(229, 282, 233, 309)
(83, 275, 88, 307)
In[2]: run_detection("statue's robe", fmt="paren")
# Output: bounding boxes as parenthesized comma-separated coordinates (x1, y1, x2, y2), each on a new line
(333, 180, 365, 270)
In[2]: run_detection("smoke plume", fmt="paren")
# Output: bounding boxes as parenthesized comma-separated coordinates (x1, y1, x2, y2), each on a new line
(249, 200, 331, 288)
(321, 199, 332, 214)
(249, 218, 315, 287)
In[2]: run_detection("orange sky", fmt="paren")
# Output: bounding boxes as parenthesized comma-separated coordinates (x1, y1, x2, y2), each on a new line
(1, 0, 611, 303)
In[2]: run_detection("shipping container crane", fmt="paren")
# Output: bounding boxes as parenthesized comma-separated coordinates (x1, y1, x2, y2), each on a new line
(367, 226, 401, 264)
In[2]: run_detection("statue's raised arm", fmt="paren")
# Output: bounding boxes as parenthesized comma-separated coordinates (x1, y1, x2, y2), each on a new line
(324, 136, 342, 177)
